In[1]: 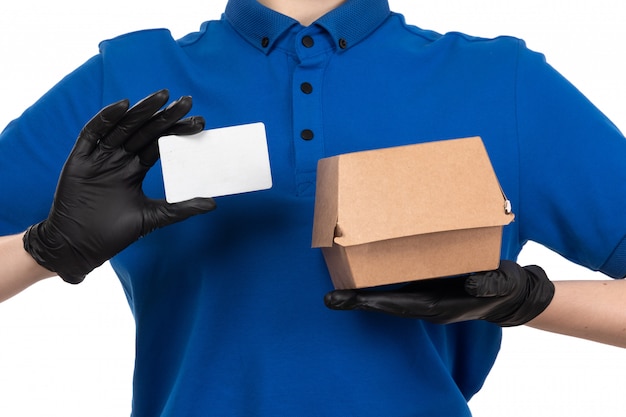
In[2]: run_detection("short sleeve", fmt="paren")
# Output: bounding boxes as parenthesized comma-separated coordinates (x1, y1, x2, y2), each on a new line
(0, 55, 104, 234)
(515, 42, 626, 278)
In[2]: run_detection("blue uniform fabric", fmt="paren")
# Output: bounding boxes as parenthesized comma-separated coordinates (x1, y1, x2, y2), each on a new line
(2, 0, 626, 415)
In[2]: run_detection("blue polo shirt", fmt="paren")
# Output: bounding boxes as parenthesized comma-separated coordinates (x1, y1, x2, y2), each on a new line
(2, 0, 626, 415)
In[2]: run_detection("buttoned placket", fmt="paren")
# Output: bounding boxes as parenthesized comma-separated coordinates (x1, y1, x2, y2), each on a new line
(290, 26, 335, 196)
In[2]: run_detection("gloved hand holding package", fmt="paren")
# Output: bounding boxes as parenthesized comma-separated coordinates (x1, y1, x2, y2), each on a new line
(325, 260, 555, 326)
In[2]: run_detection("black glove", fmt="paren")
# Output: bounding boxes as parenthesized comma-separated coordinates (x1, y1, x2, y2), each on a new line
(23, 89, 216, 284)
(324, 260, 555, 327)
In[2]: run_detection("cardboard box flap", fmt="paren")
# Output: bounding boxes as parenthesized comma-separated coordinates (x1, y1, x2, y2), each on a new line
(312, 156, 340, 248)
(312, 137, 514, 248)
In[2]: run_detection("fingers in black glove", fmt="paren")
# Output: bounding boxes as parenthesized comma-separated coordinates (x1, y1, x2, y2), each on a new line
(70, 98, 131, 156)
(136, 101, 205, 167)
(96, 89, 169, 150)
(124, 94, 195, 157)
(325, 260, 555, 327)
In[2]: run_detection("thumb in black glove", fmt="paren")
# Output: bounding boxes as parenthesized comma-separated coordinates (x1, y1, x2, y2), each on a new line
(324, 260, 555, 327)
(23, 89, 216, 284)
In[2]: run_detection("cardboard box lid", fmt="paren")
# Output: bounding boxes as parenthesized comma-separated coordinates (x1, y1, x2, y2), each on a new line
(312, 137, 514, 248)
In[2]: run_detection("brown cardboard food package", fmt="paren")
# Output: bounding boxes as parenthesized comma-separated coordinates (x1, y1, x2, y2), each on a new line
(312, 137, 515, 289)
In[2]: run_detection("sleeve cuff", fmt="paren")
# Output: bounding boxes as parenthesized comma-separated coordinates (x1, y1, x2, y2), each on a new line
(600, 235, 626, 279)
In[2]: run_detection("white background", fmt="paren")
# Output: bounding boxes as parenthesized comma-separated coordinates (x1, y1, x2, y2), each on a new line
(1, 1, 625, 416)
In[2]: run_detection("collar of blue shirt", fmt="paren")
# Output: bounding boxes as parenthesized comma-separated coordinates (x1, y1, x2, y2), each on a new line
(224, 0, 391, 54)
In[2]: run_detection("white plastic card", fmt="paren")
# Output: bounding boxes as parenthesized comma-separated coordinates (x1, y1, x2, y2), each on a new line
(158, 122, 272, 203)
